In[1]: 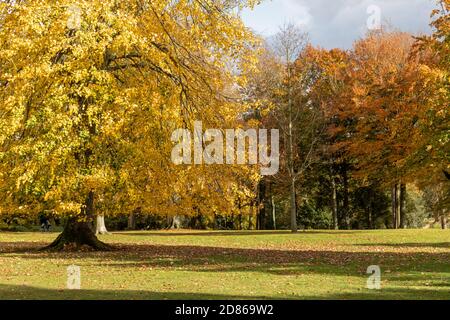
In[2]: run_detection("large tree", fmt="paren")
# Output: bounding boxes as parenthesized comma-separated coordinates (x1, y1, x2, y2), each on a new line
(0, 0, 259, 249)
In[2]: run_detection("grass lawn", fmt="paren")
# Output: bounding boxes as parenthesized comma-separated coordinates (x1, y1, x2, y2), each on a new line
(0, 229, 448, 300)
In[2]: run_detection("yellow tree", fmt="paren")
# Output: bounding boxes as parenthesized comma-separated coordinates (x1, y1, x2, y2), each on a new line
(412, 0, 449, 227)
(0, 0, 259, 249)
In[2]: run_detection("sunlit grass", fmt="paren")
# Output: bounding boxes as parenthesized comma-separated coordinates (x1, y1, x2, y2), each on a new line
(0, 229, 448, 299)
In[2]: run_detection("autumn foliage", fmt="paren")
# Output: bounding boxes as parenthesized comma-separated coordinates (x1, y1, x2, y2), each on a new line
(0, 0, 448, 249)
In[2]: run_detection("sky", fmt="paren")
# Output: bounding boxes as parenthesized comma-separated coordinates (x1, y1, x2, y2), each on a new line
(241, 0, 438, 49)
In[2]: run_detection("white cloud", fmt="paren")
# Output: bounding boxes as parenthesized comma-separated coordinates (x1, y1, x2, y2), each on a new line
(282, 0, 312, 26)
(242, 0, 437, 48)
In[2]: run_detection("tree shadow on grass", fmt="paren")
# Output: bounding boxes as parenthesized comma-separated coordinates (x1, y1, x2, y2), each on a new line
(0, 242, 46, 253)
(356, 243, 450, 249)
(0, 283, 448, 300)
(0, 283, 270, 300)
(305, 287, 450, 300)
(1, 242, 449, 300)
(1, 242, 449, 278)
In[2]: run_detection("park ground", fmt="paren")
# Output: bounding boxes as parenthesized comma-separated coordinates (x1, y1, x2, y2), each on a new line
(0, 229, 448, 300)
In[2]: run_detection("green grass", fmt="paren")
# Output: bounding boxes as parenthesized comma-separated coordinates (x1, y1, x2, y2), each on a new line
(0, 229, 449, 300)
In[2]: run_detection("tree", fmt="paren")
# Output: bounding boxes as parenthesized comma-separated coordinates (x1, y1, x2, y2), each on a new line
(270, 24, 324, 233)
(332, 30, 420, 228)
(423, 183, 449, 229)
(244, 26, 328, 233)
(411, 0, 450, 228)
(302, 46, 352, 230)
(0, 0, 259, 249)
(270, 24, 309, 233)
(413, 0, 449, 175)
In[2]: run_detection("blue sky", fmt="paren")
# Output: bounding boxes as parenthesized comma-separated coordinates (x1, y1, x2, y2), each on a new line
(241, 0, 438, 49)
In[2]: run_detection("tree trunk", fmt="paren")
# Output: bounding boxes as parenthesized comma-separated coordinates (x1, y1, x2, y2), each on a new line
(45, 218, 111, 251)
(331, 173, 339, 230)
(290, 177, 298, 233)
(368, 208, 373, 229)
(248, 205, 254, 230)
(95, 215, 109, 235)
(399, 183, 406, 229)
(271, 195, 277, 230)
(128, 212, 136, 230)
(396, 184, 400, 228)
(237, 200, 242, 230)
(256, 182, 261, 230)
(287, 71, 297, 233)
(231, 213, 235, 230)
(391, 184, 398, 229)
(342, 166, 350, 229)
(441, 214, 447, 230)
(43, 191, 111, 251)
(256, 210, 260, 230)
(171, 215, 185, 229)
